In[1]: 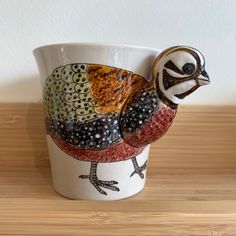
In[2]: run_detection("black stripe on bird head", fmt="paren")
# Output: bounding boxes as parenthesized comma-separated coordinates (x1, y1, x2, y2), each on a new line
(162, 48, 203, 90)
(166, 47, 202, 75)
(162, 69, 192, 90)
(164, 60, 184, 75)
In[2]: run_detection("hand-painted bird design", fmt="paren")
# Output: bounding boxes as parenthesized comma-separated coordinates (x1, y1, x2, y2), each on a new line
(44, 46, 209, 195)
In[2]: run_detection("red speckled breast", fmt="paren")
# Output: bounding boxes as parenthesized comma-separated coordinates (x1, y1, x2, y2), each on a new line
(123, 102, 177, 147)
(51, 135, 145, 163)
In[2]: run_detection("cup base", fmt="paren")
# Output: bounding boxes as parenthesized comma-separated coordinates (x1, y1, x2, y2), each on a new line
(51, 182, 145, 200)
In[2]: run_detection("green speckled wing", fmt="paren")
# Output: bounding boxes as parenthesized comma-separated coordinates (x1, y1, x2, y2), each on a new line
(43, 64, 98, 122)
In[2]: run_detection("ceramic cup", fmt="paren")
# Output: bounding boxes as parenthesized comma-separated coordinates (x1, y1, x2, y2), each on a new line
(33, 43, 209, 200)
(33, 43, 160, 200)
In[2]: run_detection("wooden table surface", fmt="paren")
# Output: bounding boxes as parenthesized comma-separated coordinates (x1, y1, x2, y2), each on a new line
(0, 104, 235, 235)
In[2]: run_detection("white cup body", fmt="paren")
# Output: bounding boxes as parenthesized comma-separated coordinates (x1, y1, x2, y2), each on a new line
(34, 43, 160, 200)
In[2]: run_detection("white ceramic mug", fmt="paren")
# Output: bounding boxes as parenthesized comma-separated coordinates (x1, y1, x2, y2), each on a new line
(33, 43, 159, 200)
(33, 43, 209, 200)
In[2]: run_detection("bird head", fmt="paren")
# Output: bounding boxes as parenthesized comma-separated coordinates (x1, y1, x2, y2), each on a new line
(152, 46, 210, 107)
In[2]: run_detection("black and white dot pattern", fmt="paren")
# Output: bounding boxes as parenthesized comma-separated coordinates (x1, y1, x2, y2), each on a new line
(47, 113, 121, 150)
(120, 88, 159, 133)
(43, 64, 99, 122)
(52, 67, 64, 80)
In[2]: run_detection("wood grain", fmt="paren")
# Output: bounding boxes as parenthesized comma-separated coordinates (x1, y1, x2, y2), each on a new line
(0, 103, 236, 235)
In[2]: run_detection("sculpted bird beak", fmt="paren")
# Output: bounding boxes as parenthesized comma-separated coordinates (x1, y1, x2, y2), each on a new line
(197, 70, 210, 86)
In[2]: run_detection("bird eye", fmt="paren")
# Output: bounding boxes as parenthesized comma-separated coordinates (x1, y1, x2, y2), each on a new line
(182, 63, 195, 75)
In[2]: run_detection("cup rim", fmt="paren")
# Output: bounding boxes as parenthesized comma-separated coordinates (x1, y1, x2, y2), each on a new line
(33, 42, 161, 54)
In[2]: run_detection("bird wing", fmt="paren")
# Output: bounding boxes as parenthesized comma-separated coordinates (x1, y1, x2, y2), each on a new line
(43, 64, 147, 151)
(87, 64, 144, 115)
(43, 64, 144, 122)
(44, 64, 97, 122)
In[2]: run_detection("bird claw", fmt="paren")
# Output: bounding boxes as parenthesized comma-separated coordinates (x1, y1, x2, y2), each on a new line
(130, 159, 147, 179)
(79, 174, 120, 195)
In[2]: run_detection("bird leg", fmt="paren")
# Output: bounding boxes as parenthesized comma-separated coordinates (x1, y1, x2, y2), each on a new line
(79, 162, 120, 195)
(130, 157, 147, 179)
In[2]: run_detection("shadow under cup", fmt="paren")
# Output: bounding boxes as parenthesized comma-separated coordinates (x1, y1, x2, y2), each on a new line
(33, 43, 160, 200)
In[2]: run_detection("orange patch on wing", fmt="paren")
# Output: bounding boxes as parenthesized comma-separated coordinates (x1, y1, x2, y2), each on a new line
(88, 65, 145, 114)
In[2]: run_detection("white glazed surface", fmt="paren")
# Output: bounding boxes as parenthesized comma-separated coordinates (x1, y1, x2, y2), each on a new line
(34, 43, 160, 200)
(33, 43, 160, 84)
(48, 136, 150, 200)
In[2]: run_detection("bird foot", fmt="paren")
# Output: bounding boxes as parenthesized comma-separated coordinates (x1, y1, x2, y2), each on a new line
(130, 158, 147, 179)
(79, 162, 120, 195)
(79, 174, 119, 195)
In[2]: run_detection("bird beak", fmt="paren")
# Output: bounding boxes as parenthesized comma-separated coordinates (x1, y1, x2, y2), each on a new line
(197, 70, 210, 86)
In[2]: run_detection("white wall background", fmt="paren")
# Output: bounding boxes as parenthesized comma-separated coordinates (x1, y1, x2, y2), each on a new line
(0, 0, 235, 105)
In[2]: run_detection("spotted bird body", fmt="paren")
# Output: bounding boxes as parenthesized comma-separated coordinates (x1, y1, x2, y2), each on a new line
(44, 63, 176, 163)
